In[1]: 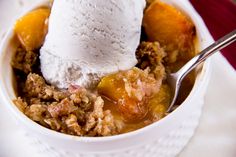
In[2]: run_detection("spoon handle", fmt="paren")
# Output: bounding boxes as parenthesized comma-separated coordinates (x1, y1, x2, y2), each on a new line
(176, 29, 236, 81)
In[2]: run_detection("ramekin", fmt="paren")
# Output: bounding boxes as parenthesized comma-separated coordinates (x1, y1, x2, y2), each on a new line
(0, 0, 214, 156)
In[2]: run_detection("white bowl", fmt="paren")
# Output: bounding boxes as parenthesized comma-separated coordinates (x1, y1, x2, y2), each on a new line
(0, 0, 214, 157)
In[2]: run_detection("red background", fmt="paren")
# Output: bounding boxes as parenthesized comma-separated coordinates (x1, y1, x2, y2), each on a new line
(190, 0, 236, 69)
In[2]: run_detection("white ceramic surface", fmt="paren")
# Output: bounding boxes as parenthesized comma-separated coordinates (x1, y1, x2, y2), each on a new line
(0, 0, 214, 157)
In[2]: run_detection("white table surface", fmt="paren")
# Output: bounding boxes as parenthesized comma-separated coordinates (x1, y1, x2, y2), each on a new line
(0, 1, 236, 157)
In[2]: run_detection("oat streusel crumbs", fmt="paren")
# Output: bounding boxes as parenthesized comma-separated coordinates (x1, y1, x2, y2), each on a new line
(14, 73, 119, 136)
(68, 85, 94, 111)
(136, 41, 166, 80)
(44, 118, 61, 131)
(13, 97, 28, 112)
(48, 98, 78, 118)
(84, 97, 118, 136)
(25, 73, 68, 101)
(11, 47, 38, 74)
(25, 104, 47, 122)
(65, 114, 83, 136)
(136, 42, 166, 70)
(123, 68, 160, 101)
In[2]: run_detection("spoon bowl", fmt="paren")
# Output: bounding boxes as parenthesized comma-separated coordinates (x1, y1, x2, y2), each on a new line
(167, 29, 236, 112)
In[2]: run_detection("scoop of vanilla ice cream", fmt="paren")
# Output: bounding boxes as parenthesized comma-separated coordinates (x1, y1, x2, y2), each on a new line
(40, 0, 146, 89)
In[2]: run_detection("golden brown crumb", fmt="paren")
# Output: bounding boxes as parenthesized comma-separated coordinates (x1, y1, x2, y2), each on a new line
(84, 97, 118, 136)
(123, 67, 160, 101)
(11, 47, 38, 74)
(13, 97, 28, 112)
(47, 98, 78, 118)
(65, 114, 82, 136)
(136, 41, 166, 80)
(44, 118, 61, 131)
(24, 73, 68, 100)
(25, 104, 47, 122)
(68, 85, 93, 111)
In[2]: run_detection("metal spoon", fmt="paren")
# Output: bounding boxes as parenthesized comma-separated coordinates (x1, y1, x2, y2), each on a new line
(167, 29, 236, 113)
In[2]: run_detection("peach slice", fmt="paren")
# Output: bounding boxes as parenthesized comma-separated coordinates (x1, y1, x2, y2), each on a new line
(98, 68, 159, 122)
(143, 0, 195, 65)
(14, 8, 50, 51)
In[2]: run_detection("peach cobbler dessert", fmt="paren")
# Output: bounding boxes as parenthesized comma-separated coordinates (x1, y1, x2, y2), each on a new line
(12, 0, 196, 136)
